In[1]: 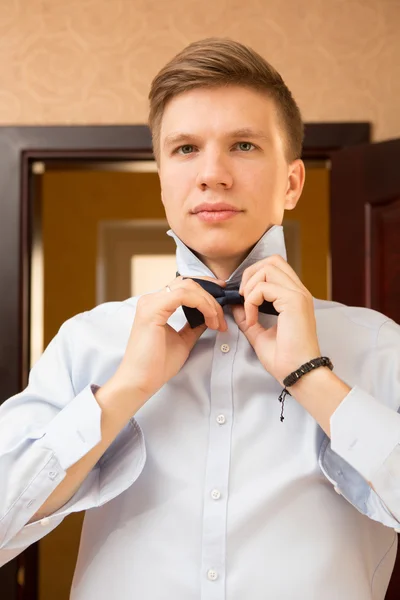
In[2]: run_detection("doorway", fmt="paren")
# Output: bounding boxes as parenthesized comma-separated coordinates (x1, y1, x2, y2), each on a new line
(9, 123, 400, 600)
(31, 157, 329, 599)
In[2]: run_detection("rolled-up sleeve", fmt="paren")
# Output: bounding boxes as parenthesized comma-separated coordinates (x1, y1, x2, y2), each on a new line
(328, 318, 400, 526)
(0, 317, 146, 564)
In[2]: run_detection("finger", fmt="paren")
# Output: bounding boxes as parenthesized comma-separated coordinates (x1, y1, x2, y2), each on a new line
(139, 287, 215, 329)
(231, 304, 268, 347)
(240, 254, 305, 293)
(162, 286, 225, 331)
(265, 255, 306, 289)
(242, 264, 300, 299)
(174, 278, 227, 331)
(231, 304, 247, 329)
(181, 287, 222, 330)
(178, 321, 208, 348)
(168, 275, 227, 288)
(244, 299, 259, 328)
(245, 282, 298, 325)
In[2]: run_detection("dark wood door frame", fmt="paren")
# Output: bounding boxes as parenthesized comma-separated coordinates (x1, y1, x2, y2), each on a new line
(0, 122, 370, 599)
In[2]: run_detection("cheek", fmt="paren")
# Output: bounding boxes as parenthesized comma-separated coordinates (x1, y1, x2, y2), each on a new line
(159, 171, 192, 222)
(251, 162, 287, 195)
(241, 166, 287, 221)
(241, 164, 276, 198)
(160, 162, 195, 196)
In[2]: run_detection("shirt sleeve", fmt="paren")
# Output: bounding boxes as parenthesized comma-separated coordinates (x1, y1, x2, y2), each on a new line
(328, 318, 400, 527)
(0, 317, 146, 565)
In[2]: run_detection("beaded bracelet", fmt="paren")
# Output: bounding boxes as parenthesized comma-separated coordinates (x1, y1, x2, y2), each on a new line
(278, 357, 334, 422)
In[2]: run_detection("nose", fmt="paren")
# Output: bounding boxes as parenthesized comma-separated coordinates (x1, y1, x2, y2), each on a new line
(195, 149, 233, 191)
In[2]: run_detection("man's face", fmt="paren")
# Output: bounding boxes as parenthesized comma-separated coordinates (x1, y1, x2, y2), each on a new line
(158, 85, 304, 274)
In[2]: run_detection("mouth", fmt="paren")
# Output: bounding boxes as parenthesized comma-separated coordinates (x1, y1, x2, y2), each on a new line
(193, 210, 241, 223)
(191, 203, 243, 223)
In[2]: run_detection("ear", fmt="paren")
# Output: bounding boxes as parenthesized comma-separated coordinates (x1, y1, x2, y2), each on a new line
(284, 159, 305, 211)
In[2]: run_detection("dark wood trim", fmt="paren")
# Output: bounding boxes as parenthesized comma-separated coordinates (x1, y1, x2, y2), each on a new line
(303, 122, 370, 158)
(0, 125, 154, 600)
(0, 122, 371, 600)
(330, 138, 400, 308)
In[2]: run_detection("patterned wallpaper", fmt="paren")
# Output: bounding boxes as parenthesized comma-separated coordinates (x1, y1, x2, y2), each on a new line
(0, 0, 399, 141)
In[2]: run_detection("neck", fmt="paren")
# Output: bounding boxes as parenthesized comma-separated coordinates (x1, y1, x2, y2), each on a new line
(194, 249, 250, 281)
(167, 224, 286, 286)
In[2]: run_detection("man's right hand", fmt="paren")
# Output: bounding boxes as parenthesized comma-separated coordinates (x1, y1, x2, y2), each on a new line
(28, 275, 229, 523)
(106, 275, 228, 409)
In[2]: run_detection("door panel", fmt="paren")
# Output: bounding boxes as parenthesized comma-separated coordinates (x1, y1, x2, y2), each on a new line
(330, 138, 400, 599)
(1, 132, 396, 597)
(330, 138, 400, 323)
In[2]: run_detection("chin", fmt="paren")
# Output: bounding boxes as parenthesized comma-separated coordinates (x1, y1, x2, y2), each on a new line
(175, 220, 262, 259)
(189, 235, 252, 262)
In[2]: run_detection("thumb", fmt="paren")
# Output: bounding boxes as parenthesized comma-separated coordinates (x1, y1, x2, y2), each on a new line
(231, 305, 265, 346)
(178, 321, 208, 349)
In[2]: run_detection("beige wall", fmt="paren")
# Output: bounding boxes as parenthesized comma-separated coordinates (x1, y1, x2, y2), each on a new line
(0, 0, 399, 141)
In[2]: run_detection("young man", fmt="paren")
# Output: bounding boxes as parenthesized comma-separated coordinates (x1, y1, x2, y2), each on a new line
(1, 38, 400, 599)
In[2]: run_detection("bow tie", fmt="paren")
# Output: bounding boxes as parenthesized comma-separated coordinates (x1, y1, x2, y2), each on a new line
(181, 277, 279, 328)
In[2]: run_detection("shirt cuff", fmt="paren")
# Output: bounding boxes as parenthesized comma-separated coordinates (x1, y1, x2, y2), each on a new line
(0, 453, 65, 549)
(35, 384, 103, 471)
(330, 385, 400, 481)
(367, 444, 400, 524)
(2, 416, 146, 552)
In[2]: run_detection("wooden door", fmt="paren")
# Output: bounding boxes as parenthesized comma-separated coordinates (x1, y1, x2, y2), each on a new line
(330, 138, 400, 598)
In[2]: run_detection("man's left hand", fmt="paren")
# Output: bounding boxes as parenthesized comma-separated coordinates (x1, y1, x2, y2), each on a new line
(231, 254, 321, 386)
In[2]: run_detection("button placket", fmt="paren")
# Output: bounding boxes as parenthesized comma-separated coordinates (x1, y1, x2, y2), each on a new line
(200, 324, 238, 598)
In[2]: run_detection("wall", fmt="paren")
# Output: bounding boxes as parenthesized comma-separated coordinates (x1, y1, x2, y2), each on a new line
(0, 0, 399, 141)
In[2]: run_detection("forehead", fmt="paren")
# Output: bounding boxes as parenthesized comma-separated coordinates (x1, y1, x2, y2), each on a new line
(160, 85, 279, 139)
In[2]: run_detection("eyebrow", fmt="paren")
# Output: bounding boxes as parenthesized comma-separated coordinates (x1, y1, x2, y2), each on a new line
(163, 133, 199, 149)
(227, 128, 271, 143)
(163, 128, 270, 149)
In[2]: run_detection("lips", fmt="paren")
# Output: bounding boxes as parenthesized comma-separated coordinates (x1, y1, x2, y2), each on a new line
(192, 202, 241, 213)
(192, 203, 243, 223)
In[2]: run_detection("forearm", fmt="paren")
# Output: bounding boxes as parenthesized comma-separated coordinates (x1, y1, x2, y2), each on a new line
(29, 379, 147, 522)
(288, 368, 351, 438)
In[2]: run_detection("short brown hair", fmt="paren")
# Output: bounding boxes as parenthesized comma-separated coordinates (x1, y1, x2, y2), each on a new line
(148, 38, 304, 163)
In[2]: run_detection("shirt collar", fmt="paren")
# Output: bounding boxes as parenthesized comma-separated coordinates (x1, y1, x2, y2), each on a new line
(166, 225, 287, 289)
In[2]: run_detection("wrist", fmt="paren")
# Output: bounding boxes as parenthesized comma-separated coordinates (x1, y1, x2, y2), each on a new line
(288, 369, 351, 436)
(95, 376, 150, 421)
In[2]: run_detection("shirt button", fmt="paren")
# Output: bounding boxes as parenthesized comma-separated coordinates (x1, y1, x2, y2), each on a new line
(216, 414, 226, 425)
(211, 489, 221, 500)
(220, 344, 230, 353)
(49, 471, 57, 480)
(207, 569, 218, 581)
(40, 518, 50, 527)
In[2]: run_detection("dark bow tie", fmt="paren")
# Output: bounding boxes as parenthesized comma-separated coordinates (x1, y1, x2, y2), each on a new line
(181, 277, 279, 328)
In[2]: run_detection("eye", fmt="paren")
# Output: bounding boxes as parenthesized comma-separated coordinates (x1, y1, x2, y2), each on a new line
(236, 142, 256, 152)
(177, 145, 195, 155)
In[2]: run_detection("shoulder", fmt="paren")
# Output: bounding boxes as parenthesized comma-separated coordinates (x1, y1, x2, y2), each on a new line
(55, 296, 142, 348)
(313, 298, 399, 379)
(313, 297, 397, 335)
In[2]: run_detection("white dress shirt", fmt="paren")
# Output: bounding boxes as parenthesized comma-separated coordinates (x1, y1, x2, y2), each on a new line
(1, 225, 400, 599)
